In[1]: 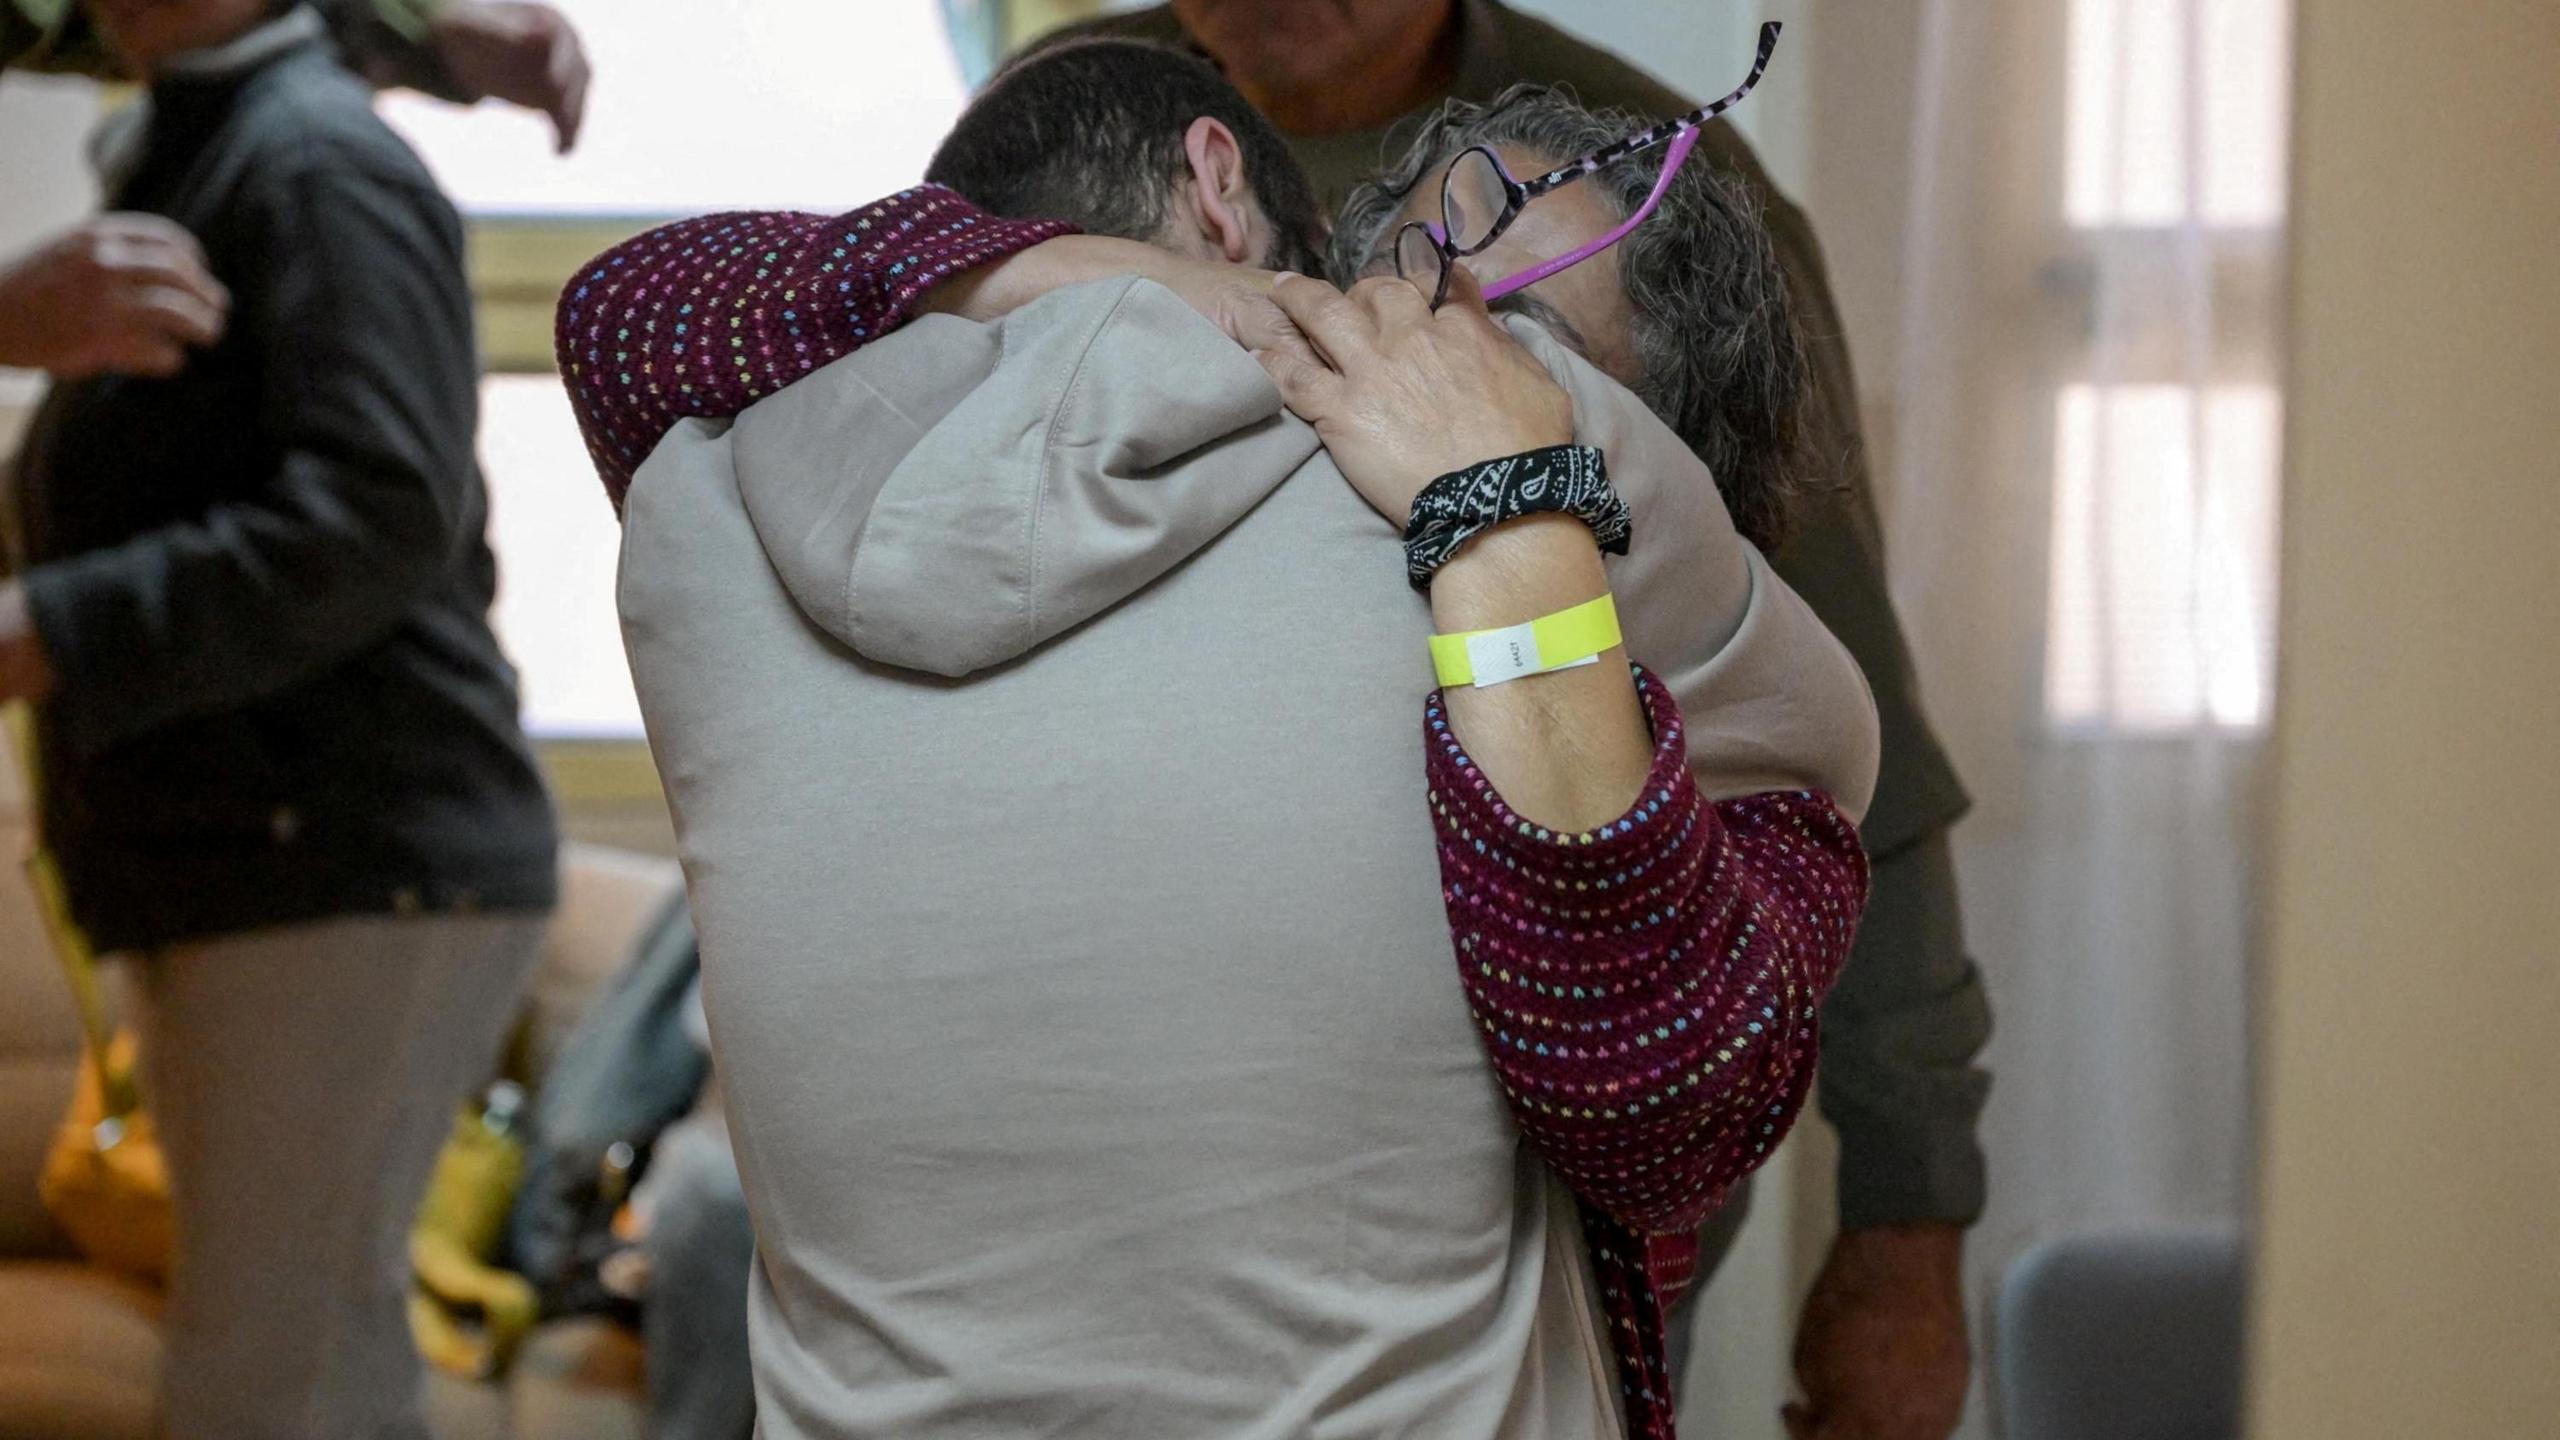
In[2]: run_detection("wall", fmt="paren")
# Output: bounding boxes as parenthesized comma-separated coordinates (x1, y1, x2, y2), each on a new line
(2248, 1, 2560, 1434)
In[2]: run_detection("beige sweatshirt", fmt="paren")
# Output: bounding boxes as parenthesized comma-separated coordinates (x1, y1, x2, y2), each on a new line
(618, 277, 1876, 1440)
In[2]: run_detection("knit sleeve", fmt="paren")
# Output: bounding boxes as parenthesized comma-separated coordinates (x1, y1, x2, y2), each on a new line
(1424, 665, 1869, 1263)
(554, 186, 1078, 509)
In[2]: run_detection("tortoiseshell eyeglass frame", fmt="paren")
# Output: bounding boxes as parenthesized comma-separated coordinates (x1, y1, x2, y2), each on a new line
(1393, 20, 1785, 309)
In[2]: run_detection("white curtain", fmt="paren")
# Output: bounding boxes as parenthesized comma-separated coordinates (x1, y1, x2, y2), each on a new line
(1883, 0, 2290, 1432)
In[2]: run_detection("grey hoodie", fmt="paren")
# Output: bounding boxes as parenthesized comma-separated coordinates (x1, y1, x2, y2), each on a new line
(617, 277, 1876, 1440)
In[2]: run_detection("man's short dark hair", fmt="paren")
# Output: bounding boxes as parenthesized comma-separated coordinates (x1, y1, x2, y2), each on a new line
(1332, 87, 1814, 553)
(925, 38, 1324, 273)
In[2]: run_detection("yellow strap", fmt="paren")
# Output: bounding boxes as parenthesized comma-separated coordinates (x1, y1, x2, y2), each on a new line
(6, 702, 136, 1116)
(1430, 593, 1622, 688)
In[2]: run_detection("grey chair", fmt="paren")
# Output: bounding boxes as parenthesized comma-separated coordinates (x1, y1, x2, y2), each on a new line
(1995, 1226, 2248, 1440)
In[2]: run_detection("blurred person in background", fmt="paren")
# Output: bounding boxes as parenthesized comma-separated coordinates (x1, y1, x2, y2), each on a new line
(1043, 8, 1992, 1436)
(0, 0, 588, 381)
(0, 2, 559, 1436)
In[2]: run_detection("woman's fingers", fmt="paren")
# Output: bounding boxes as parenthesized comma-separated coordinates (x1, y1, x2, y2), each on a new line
(1253, 344, 1342, 423)
(1349, 272, 1434, 334)
(1431, 261, 1511, 342)
(1221, 286, 1318, 363)
(1438, 258, 1491, 312)
(1267, 272, 1375, 373)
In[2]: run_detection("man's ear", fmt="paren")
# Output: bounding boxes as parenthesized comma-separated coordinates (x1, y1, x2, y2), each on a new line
(1178, 116, 1260, 265)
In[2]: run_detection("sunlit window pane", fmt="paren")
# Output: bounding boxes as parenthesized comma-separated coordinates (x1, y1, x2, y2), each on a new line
(481, 377, 639, 738)
(2201, 0, 2291, 226)
(382, 0, 976, 739)
(377, 0, 968, 215)
(2067, 0, 2290, 227)
(2067, 0, 2182, 226)
(2045, 384, 2281, 729)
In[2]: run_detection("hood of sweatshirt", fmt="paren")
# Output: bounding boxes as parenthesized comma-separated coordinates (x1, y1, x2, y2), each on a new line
(724, 277, 1317, 679)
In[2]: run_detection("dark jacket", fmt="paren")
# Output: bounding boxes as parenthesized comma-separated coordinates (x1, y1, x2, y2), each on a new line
(10, 28, 557, 952)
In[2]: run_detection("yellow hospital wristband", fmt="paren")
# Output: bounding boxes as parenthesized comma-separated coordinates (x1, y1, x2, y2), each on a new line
(1429, 594, 1622, 688)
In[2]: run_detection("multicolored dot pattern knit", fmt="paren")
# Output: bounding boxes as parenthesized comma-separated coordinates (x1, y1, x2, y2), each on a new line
(554, 186, 1074, 510)
(1427, 666, 1869, 1440)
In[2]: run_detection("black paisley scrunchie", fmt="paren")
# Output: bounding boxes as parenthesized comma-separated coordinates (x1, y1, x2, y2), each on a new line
(1402, 444, 1632, 591)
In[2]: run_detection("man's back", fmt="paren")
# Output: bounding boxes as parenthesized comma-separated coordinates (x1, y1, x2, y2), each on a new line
(618, 283, 1627, 1439)
(618, 276, 1870, 1437)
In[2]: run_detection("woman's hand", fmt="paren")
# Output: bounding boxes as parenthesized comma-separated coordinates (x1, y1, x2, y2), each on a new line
(0, 216, 229, 379)
(1254, 267, 1574, 525)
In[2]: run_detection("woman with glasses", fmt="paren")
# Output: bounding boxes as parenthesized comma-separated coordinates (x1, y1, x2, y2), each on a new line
(1332, 24, 1805, 553)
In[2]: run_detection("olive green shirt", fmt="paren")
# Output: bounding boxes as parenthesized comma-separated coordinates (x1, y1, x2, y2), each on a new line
(1060, 0, 1993, 1230)
(3, 0, 461, 97)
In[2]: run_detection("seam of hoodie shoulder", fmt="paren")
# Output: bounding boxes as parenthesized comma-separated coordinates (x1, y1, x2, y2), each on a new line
(1029, 277, 1146, 650)
(835, 362, 938, 646)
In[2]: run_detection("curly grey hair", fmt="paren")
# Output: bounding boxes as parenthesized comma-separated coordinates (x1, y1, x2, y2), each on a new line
(1330, 87, 1811, 551)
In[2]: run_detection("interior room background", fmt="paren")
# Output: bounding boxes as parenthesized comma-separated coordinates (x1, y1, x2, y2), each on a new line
(0, 2, 2292, 1436)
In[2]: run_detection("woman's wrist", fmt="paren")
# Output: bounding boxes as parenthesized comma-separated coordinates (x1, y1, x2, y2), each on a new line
(1427, 513, 1613, 637)
(1427, 514, 1649, 832)
(1402, 442, 1623, 591)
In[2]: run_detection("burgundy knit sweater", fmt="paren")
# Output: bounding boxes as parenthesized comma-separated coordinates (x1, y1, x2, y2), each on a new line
(1428, 669, 1865, 1434)
(558, 188, 1870, 1440)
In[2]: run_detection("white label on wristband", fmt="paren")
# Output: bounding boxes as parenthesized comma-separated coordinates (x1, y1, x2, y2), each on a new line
(1466, 624, 1600, 687)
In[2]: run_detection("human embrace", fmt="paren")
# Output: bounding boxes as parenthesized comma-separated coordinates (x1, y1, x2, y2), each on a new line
(568, 33, 1880, 1440)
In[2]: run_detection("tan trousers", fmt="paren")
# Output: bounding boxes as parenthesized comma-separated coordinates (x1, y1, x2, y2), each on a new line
(137, 912, 546, 1440)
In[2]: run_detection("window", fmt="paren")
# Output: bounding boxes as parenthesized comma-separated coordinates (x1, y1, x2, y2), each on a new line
(374, 0, 973, 737)
(2043, 0, 2291, 732)
(377, 0, 968, 216)
(2045, 383, 2280, 728)
(2063, 0, 2291, 229)
(478, 377, 634, 735)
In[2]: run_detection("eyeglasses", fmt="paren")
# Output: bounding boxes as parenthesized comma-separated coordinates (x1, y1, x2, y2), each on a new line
(1392, 20, 1785, 310)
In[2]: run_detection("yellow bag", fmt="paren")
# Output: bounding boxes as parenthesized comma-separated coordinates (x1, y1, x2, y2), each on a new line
(39, 1026, 172, 1284)
(408, 1089, 541, 1380)
(10, 703, 175, 1282)
(24, 850, 174, 1288)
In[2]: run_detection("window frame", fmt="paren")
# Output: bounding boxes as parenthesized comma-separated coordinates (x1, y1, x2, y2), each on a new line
(2004, 0, 2292, 741)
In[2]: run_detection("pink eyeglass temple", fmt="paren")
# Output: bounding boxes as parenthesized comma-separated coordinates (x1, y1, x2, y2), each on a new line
(1476, 126, 1705, 304)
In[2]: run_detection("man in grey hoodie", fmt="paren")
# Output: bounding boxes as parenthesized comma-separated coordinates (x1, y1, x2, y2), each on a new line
(614, 39, 1876, 1440)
